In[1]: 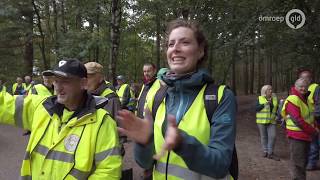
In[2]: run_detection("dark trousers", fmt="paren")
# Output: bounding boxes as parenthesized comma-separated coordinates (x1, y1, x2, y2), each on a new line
(307, 135, 320, 167)
(289, 138, 310, 180)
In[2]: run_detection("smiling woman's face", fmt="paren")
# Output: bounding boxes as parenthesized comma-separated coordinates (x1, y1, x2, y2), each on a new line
(166, 27, 204, 75)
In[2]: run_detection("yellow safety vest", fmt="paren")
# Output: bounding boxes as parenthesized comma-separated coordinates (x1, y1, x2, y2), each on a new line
(0, 91, 122, 179)
(101, 87, 115, 97)
(281, 95, 314, 131)
(25, 83, 33, 92)
(117, 84, 135, 108)
(0, 85, 6, 92)
(12, 83, 26, 94)
(256, 96, 278, 124)
(150, 84, 233, 180)
(137, 79, 161, 117)
(308, 83, 319, 115)
(30, 84, 53, 97)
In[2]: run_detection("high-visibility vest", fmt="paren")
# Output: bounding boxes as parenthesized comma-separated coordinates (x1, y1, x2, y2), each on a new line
(30, 84, 53, 97)
(308, 83, 319, 115)
(281, 95, 314, 131)
(0, 85, 6, 92)
(137, 79, 161, 118)
(25, 83, 33, 91)
(0, 91, 122, 179)
(12, 83, 26, 94)
(117, 84, 135, 109)
(256, 96, 278, 124)
(151, 84, 233, 180)
(101, 85, 116, 98)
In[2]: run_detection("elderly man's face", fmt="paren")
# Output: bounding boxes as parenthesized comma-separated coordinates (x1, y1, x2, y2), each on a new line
(17, 77, 23, 84)
(53, 76, 87, 106)
(25, 76, 32, 84)
(295, 81, 308, 95)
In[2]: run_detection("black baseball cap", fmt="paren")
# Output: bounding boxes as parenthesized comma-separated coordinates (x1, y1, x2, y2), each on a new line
(42, 59, 87, 78)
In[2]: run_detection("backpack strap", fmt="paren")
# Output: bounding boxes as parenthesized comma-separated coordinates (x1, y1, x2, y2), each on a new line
(204, 83, 219, 124)
(151, 85, 168, 119)
(204, 83, 238, 180)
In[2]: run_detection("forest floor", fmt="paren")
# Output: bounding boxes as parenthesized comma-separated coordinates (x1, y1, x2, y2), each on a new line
(122, 94, 320, 180)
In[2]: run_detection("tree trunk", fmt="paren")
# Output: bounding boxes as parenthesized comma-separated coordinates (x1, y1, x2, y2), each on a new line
(75, 0, 82, 30)
(109, 0, 122, 84)
(268, 47, 273, 85)
(249, 45, 255, 94)
(244, 47, 249, 95)
(23, 10, 34, 76)
(61, 0, 67, 33)
(155, 11, 161, 69)
(231, 43, 238, 96)
(32, 0, 49, 70)
(95, 3, 100, 62)
(52, 0, 59, 61)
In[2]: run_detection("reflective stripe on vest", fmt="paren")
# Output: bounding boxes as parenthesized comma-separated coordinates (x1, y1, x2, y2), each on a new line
(281, 95, 314, 131)
(94, 147, 121, 162)
(153, 84, 232, 180)
(155, 162, 233, 180)
(14, 95, 24, 128)
(256, 96, 278, 124)
(69, 168, 91, 179)
(34, 144, 74, 163)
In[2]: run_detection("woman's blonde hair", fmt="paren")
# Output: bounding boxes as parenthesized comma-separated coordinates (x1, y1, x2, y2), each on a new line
(260, 85, 272, 96)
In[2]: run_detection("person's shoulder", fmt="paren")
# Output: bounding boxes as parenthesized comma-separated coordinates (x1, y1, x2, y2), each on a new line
(222, 88, 235, 100)
(92, 95, 109, 109)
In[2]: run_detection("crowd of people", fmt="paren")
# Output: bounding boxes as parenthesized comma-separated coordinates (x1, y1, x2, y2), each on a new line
(0, 18, 319, 180)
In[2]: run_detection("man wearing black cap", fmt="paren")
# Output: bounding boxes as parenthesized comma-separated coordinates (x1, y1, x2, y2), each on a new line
(0, 58, 122, 179)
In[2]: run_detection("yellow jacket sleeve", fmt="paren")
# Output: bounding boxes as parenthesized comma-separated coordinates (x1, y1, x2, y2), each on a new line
(0, 91, 46, 130)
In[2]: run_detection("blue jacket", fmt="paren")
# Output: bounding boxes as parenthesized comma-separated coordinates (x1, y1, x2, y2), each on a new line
(134, 69, 237, 178)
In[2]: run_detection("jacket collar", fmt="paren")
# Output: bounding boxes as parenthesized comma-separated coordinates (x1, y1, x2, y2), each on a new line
(161, 68, 214, 91)
(43, 92, 108, 120)
(91, 81, 108, 96)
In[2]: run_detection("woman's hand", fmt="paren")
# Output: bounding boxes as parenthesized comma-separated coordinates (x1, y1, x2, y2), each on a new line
(154, 114, 182, 160)
(117, 109, 153, 145)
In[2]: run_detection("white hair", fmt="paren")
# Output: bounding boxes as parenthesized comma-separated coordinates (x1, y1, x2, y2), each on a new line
(260, 85, 272, 96)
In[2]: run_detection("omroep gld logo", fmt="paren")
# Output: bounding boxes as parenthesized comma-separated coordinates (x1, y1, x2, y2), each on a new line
(285, 9, 306, 29)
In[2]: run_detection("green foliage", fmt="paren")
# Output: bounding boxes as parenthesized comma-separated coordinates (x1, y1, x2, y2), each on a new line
(0, 0, 319, 92)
